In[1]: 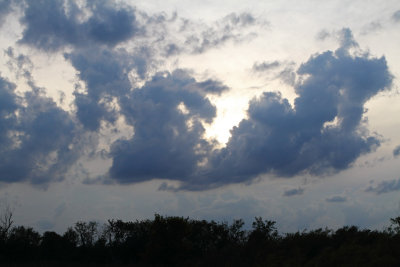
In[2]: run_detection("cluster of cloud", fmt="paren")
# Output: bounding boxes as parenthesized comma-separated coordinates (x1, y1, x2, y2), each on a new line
(0, 1, 394, 192)
(179, 29, 391, 190)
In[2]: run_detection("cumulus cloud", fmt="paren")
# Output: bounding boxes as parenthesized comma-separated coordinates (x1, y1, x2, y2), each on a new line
(97, 29, 393, 191)
(283, 187, 304, 197)
(325, 196, 347, 202)
(64, 47, 135, 130)
(177, 29, 392, 190)
(18, 0, 140, 51)
(365, 179, 400, 195)
(105, 70, 226, 183)
(0, 75, 82, 185)
(393, 145, 400, 157)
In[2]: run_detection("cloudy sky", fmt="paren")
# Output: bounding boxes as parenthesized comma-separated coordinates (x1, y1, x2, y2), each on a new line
(0, 0, 400, 233)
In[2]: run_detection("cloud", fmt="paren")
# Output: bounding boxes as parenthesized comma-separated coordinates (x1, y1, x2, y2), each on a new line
(85, 29, 392, 191)
(0, 75, 82, 185)
(252, 60, 297, 85)
(316, 29, 330, 40)
(177, 29, 392, 190)
(18, 1, 264, 58)
(5, 3, 395, 193)
(393, 145, 400, 157)
(64, 47, 135, 130)
(106, 27, 392, 191)
(392, 10, 400, 22)
(325, 196, 347, 202)
(0, 51, 83, 185)
(18, 0, 140, 51)
(365, 178, 400, 195)
(283, 187, 304, 197)
(190, 12, 259, 54)
(104, 70, 225, 184)
(252, 61, 281, 72)
(160, 12, 264, 56)
(361, 21, 382, 35)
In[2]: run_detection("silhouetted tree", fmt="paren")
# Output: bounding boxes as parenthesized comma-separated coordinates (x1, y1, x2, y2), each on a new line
(41, 231, 68, 260)
(74, 221, 98, 247)
(389, 216, 400, 235)
(0, 202, 13, 241)
(6, 226, 41, 261)
(0, 215, 399, 265)
(63, 226, 79, 247)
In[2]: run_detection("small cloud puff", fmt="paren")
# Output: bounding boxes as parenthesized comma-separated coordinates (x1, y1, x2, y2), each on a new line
(283, 187, 304, 197)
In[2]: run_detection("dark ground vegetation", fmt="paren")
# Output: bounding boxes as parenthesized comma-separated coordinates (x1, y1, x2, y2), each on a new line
(1, 214, 400, 266)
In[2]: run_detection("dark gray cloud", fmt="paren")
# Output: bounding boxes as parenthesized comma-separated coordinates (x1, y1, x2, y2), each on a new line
(64, 47, 135, 130)
(1, 49, 82, 185)
(365, 179, 400, 195)
(0, 75, 81, 185)
(175, 29, 392, 190)
(392, 10, 400, 22)
(393, 145, 400, 157)
(325, 195, 347, 202)
(283, 187, 304, 197)
(105, 70, 225, 183)
(18, 0, 140, 51)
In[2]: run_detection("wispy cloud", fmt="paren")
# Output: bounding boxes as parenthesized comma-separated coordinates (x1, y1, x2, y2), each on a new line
(392, 10, 400, 23)
(325, 196, 347, 202)
(365, 179, 400, 195)
(283, 187, 304, 197)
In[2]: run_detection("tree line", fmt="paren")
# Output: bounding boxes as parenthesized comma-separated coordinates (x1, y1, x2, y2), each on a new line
(1, 211, 400, 266)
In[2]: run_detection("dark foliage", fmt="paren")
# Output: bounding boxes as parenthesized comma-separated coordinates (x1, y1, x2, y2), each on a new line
(1, 215, 400, 266)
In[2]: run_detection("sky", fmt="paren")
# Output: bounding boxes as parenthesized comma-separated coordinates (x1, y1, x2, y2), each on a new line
(0, 0, 400, 234)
